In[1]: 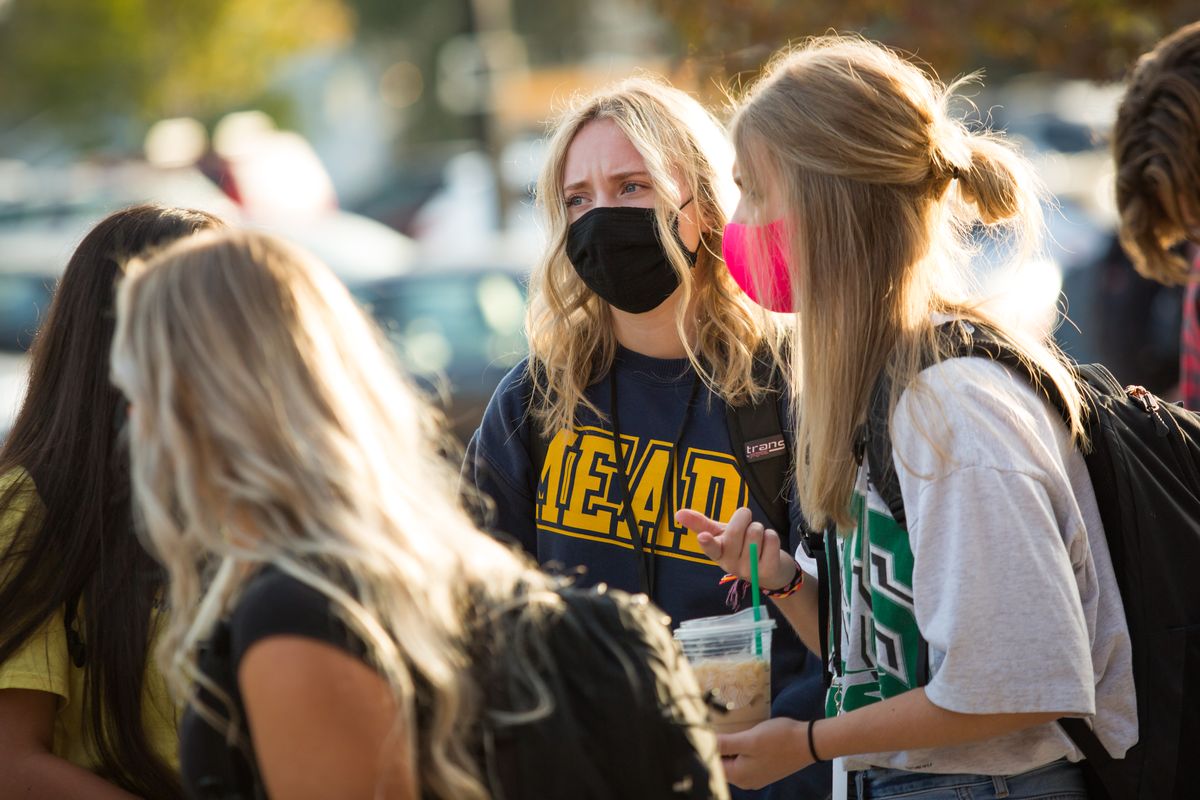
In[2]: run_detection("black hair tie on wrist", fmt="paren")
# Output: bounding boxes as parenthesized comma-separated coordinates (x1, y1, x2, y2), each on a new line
(807, 719, 828, 764)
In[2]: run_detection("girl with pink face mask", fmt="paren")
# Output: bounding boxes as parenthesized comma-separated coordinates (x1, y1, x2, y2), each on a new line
(685, 36, 1137, 800)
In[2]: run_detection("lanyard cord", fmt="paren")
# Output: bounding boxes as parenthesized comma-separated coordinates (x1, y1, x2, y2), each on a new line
(609, 367, 702, 598)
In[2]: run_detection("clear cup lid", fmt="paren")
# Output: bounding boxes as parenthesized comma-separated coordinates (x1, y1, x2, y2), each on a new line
(672, 606, 777, 640)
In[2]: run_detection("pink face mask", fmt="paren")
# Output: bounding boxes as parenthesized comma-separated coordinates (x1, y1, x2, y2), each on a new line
(721, 219, 794, 313)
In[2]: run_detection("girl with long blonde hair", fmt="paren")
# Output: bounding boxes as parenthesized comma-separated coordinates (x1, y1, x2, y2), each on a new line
(465, 76, 831, 799)
(111, 229, 727, 799)
(681, 37, 1136, 799)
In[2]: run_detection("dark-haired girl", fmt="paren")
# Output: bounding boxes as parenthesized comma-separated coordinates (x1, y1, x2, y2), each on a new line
(0, 204, 222, 798)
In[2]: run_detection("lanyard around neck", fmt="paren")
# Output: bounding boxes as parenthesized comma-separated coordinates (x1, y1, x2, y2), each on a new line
(608, 366, 702, 598)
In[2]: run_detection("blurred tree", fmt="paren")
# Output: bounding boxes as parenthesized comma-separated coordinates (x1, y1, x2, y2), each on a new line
(651, 0, 1198, 90)
(0, 0, 352, 146)
(342, 0, 590, 143)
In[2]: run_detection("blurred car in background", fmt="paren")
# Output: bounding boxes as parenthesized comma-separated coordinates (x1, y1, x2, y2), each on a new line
(0, 267, 54, 440)
(353, 260, 529, 446)
(0, 200, 103, 441)
(0, 165, 418, 442)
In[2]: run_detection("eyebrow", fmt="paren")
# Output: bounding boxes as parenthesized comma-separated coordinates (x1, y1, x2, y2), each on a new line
(563, 170, 652, 193)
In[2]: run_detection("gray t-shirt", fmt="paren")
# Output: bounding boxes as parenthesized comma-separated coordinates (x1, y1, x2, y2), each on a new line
(828, 357, 1137, 774)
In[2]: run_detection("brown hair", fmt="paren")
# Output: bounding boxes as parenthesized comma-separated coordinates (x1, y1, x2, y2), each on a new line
(0, 204, 222, 797)
(1114, 21, 1200, 285)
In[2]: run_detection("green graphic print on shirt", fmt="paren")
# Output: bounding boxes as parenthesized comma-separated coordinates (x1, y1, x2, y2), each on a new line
(825, 486, 924, 718)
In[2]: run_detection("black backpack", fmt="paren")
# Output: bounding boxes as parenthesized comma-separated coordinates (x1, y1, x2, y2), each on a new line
(480, 583, 729, 800)
(808, 322, 1200, 800)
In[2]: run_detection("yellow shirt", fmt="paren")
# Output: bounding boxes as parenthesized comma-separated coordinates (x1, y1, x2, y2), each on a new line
(0, 468, 179, 774)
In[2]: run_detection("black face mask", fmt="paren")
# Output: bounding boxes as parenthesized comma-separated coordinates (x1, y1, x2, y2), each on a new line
(565, 199, 697, 314)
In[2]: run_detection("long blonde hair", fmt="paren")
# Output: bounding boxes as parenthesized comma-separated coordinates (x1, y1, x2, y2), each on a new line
(528, 76, 785, 434)
(731, 36, 1087, 529)
(110, 230, 549, 799)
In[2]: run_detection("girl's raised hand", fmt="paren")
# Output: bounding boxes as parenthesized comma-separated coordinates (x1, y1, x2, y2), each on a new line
(675, 507, 797, 591)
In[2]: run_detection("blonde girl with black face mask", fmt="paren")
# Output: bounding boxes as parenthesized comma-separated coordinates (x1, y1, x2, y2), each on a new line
(465, 77, 832, 799)
(680, 37, 1137, 799)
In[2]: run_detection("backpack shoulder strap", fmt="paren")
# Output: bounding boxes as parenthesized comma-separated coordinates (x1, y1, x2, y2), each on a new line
(860, 321, 1074, 529)
(725, 354, 792, 535)
(952, 326, 1074, 420)
(862, 366, 908, 528)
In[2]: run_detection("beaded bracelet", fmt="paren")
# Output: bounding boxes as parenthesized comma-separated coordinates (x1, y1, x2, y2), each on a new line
(762, 567, 805, 599)
(718, 567, 804, 599)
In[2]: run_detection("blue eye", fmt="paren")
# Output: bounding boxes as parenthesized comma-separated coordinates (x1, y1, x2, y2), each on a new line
(566, 196, 583, 207)
(621, 182, 640, 194)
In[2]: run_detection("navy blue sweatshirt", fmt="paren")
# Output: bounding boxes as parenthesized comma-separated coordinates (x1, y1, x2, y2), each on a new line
(466, 348, 832, 800)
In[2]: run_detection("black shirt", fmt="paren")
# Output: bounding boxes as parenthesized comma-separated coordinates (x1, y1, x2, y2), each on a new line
(179, 567, 366, 800)
(179, 567, 727, 800)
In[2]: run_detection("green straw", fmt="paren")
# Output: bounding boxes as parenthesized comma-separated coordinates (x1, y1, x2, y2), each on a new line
(749, 541, 763, 657)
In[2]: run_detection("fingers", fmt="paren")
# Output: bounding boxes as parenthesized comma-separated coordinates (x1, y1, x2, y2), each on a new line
(716, 731, 747, 758)
(675, 508, 722, 535)
(761, 528, 783, 583)
(721, 756, 752, 790)
(762, 527, 781, 563)
(722, 507, 753, 565)
(679, 507, 788, 581)
(678, 509, 726, 562)
(680, 507, 755, 572)
(744, 520, 765, 563)
(695, 530, 723, 563)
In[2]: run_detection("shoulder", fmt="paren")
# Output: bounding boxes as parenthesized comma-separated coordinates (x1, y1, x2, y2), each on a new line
(893, 356, 1069, 480)
(479, 358, 537, 431)
(229, 567, 364, 667)
(493, 357, 537, 409)
(0, 470, 43, 525)
(0, 467, 34, 496)
(474, 358, 541, 462)
(1, 467, 44, 567)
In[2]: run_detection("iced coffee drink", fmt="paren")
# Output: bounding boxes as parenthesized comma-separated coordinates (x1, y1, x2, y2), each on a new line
(690, 656, 771, 733)
(674, 608, 776, 734)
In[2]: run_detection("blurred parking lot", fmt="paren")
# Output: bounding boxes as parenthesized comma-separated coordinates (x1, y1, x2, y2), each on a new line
(2, 1, 1192, 443)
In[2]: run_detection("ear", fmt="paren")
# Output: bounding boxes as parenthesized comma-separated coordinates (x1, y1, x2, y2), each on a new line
(677, 195, 704, 253)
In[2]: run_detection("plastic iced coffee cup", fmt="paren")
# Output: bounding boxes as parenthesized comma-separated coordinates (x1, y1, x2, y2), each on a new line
(673, 607, 775, 734)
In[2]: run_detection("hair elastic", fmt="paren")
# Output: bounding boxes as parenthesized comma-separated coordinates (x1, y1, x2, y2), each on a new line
(807, 719, 827, 764)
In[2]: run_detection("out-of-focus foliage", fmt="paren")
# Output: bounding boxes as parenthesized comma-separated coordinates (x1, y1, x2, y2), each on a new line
(0, 0, 352, 136)
(342, 0, 592, 142)
(652, 0, 1199, 87)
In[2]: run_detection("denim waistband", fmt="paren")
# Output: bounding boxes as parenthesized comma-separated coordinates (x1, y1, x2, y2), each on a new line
(848, 758, 1086, 799)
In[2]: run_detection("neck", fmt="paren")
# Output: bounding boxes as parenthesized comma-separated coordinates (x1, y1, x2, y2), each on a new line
(610, 289, 692, 359)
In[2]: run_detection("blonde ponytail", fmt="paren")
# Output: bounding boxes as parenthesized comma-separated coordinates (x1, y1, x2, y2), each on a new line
(731, 36, 1085, 529)
(955, 135, 1034, 225)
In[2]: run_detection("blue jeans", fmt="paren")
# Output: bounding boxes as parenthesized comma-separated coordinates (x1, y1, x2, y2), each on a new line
(847, 759, 1087, 799)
